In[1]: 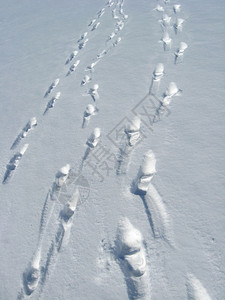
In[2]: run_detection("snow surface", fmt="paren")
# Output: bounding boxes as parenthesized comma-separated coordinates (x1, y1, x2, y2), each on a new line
(0, 0, 225, 299)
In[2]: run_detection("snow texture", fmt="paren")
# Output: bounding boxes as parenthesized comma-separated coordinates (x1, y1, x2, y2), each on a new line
(0, 0, 224, 299)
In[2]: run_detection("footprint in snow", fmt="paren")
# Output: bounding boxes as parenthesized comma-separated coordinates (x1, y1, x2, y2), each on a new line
(65, 50, 78, 65)
(91, 22, 100, 31)
(149, 63, 165, 94)
(115, 218, 151, 300)
(153, 82, 182, 122)
(82, 104, 98, 128)
(81, 128, 101, 165)
(23, 249, 41, 296)
(2, 144, 29, 184)
(44, 78, 60, 98)
(112, 9, 119, 19)
(113, 37, 122, 47)
(43, 92, 61, 115)
(77, 32, 88, 43)
(66, 60, 80, 76)
(132, 150, 156, 196)
(160, 31, 172, 51)
(78, 39, 88, 50)
(159, 14, 172, 29)
(87, 84, 99, 102)
(85, 60, 99, 73)
(11, 117, 37, 150)
(81, 74, 92, 86)
(174, 42, 188, 64)
(153, 5, 164, 12)
(173, 4, 181, 14)
(174, 18, 185, 34)
(97, 8, 105, 18)
(107, 32, 116, 42)
(97, 49, 107, 59)
(88, 19, 96, 27)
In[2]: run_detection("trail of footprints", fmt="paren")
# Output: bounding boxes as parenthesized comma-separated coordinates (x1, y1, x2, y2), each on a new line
(1, 0, 210, 298)
(12, 0, 131, 298)
(3, 0, 127, 185)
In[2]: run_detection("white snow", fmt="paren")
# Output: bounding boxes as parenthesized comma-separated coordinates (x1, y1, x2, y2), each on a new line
(0, 0, 224, 299)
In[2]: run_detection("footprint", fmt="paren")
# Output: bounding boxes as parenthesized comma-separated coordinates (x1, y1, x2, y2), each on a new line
(132, 150, 156, 195)
(66, 60, 80, 76)
(153, 82, 182, 121)
(85, 60, 99, 73)
(107, 32, 116, 42)
(87, 84, 99, 101)
(11, 117, 37, 150)
(65, 50, 78, 65)
(159, 14, 172, 29)
(88, 19, 96, 27)
(23, 249, 41, 296)
(3, 144, 29, 184)
(125, 115, 141, 147)
(43, 92, 61, 115)
(44, 78, 60, 98)
(173, 4, 181, 14)
(116, 20, 124, 31)
(115, 218, 151, 300)
(153, 5, 164, 12)
(97, 8, 105, 18)
(91, 22, 100, 31)
(82, 104, 98, 128)
(113, 37, 122, 47)
(77, 32, 88, 43)
(116, 116, 143, 175)
(149, 63, 165, 94)
(51, 164, 71, 200)
(81, 74, 92, 86)
(174, 18, 185, 34)
(107, 0, 114, 8)
(112, 9, 119, 19)
(97, 49, 107, 59)
(78, 39, 88, 50)
(174, 42, 188, 64)
(86, 127, 101, 149)
(160, 31, 172, 51)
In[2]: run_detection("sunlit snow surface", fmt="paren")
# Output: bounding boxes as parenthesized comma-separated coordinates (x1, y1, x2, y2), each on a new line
(0, 0, 225, 299)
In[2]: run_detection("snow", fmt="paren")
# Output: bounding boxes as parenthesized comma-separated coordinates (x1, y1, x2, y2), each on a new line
(0, 0, 225, 299)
